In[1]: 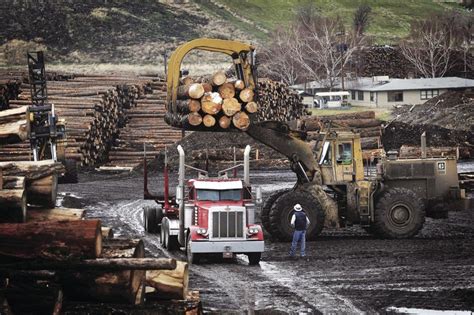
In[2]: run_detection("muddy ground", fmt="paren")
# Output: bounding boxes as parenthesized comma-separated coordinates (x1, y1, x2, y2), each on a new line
(58, 162, 474, 314)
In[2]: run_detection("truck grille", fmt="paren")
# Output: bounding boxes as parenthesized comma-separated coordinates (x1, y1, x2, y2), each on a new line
(212, 211, 244, 238)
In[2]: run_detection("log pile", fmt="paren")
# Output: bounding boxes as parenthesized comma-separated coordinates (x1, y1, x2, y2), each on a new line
(0, 160, 64, 222)
(165, 71, 306, 131)
(399, 145, 470, 159)
(301, 111, 383, 151)
(0, 78, 21, 110)
(4, 74, 149, 166)
(106, 78, 182, 169)
(0, 217, 197, 313)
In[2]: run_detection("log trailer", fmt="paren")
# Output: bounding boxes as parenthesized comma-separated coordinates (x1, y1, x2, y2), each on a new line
(143, 145, 264, 265)
(144, 38, 465, 258)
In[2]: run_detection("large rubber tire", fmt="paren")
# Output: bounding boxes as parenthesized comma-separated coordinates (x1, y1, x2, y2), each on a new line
(268, 189, 325, 241)
(373, 188, 425, 239)
(144, 206, 158, 233)
(168, 235, 179, 251)
(261, 189, 290, 234)
(247, 252, 261, 265)
(60, 159, 78, 184)
(186, 234, 200, 264)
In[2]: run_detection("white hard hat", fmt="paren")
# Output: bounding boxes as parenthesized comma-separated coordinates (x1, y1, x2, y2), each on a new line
(294, 204, 302, 211)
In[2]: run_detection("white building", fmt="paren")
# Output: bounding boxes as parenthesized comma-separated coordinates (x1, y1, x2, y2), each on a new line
(345, 76, 474, 108)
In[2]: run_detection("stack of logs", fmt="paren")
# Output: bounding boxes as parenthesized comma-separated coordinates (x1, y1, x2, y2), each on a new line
(0, 160, 64, 223)
(165, 71, 306, 131)
(0, 216, 197, 314)
(301, 111, 384, 158)
(256, 79, 308, 122)
(4, 75, 148, 166)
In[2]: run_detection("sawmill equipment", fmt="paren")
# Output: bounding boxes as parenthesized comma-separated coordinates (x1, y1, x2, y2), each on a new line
(27, 51, 77, 183)
(158, 38, 465, 243)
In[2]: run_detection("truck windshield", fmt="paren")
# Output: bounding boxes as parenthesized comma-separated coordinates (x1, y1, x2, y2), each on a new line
(196, 189, 241, 201)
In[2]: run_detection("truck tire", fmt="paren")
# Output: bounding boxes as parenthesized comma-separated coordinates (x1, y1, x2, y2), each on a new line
(268, 189, 325, 241)
(59, 159, 78, 184)
(247, 252, 261, 265)
(373, 188, 425, 239)
(143, 206, 158, 233)
(168, 235, 179, 251)
(261, 189, 290, 234)
(186, 234, 200, 264)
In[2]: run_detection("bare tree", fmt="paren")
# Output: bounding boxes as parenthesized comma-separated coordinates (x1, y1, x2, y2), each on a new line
(260, 27, 302, 86)
(353, 5, 372, 37)
(290, 9, 366, 89)
(400, 12, 460, 78)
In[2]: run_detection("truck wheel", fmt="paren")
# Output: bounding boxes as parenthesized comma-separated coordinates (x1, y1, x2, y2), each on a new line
(186, 234, 200, 264)
(373, 188, 425, 239)
(247, 252, 261, 265)
(168, 235, 179, 251)
(268, 189, 325, 241)
(144, 206, 158, 233)
(261, 189, 290, 234)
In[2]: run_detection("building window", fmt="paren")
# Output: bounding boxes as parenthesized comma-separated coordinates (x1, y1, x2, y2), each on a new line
(420, 89, 439, 100)
(351, 90, 356, 100)
(387, 91, 403, 102)
(358, 91, 364, 101)
(370, 92, 374, 102)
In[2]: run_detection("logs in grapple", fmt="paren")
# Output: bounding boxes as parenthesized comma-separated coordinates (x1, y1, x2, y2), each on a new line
(165, 71, 306, 131)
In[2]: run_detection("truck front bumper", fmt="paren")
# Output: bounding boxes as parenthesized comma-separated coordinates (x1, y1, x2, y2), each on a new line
(190, 240, 264, 254)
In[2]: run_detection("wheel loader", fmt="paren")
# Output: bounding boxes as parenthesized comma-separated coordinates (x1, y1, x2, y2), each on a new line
(159, 38, 464, 241)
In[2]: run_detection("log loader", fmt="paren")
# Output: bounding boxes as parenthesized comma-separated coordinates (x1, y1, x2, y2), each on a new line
(147, 38, 465, 250)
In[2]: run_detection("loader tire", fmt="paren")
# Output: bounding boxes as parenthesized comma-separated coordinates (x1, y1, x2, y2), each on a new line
(268, 189, 325, 241)
(261, 189, 290, 234)
(373, 188, 425, 239)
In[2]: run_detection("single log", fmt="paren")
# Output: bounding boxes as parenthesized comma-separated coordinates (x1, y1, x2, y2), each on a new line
(26, 207, 85, 223)
(0, 220, 102, 260)
(0, 189, 27, 223)
(232, 111, 250, 130)
(0, 120, 29, 145)
(239, 88, 254, 103)
(0, 106, 27, 124)
(179, 76, 193, 85)
(177, 83, 205, 100)
(234, 80, 245, 90)
(0, 160, 65, 181)
(203, 115, 216, 128)
(312, 111, 376, 121)
(188, 112, 203, 126)
(176, 99, 201, 113)
(26, 174, 58, 208)
(145, 261, 189, 300)
(330, 119, 382, 128)
(2, 176, 25, 190)
(218, 83, 235, 99)
(218, 116, 231, 129)
(245, 101, 258, 114)
(211, 71, 227, 86)
(222, 98, 241, 116)
(202, 83, 213, 93)
(61, 239, 145, 304)
(201, 92, 222, 115)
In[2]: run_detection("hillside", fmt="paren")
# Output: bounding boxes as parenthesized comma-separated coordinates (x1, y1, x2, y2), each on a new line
(208, 0, 461, 43)
(0, 0, 466, 70)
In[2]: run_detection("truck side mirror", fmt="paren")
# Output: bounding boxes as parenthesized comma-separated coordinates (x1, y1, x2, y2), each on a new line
(255, 186, 263, 205)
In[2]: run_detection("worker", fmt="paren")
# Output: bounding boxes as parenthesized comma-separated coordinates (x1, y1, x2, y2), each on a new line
(289, 204, 310, 258)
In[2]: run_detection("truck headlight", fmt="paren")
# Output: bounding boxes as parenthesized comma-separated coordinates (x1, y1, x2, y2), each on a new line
(197, 228, 208, 236)
(247, 227, 259, 235)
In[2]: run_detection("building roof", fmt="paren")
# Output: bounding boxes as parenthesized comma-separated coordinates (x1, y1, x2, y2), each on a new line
(345, 77, 474, 92)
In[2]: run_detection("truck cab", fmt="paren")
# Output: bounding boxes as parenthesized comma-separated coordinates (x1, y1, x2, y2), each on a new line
(183, 178, 264, 264)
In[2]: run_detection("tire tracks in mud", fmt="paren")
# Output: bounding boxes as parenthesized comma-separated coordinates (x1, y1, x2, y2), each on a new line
(89, 199, 363, 313)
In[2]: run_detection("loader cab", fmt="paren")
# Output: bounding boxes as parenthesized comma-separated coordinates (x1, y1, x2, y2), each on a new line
(318, 131, 364, 185)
